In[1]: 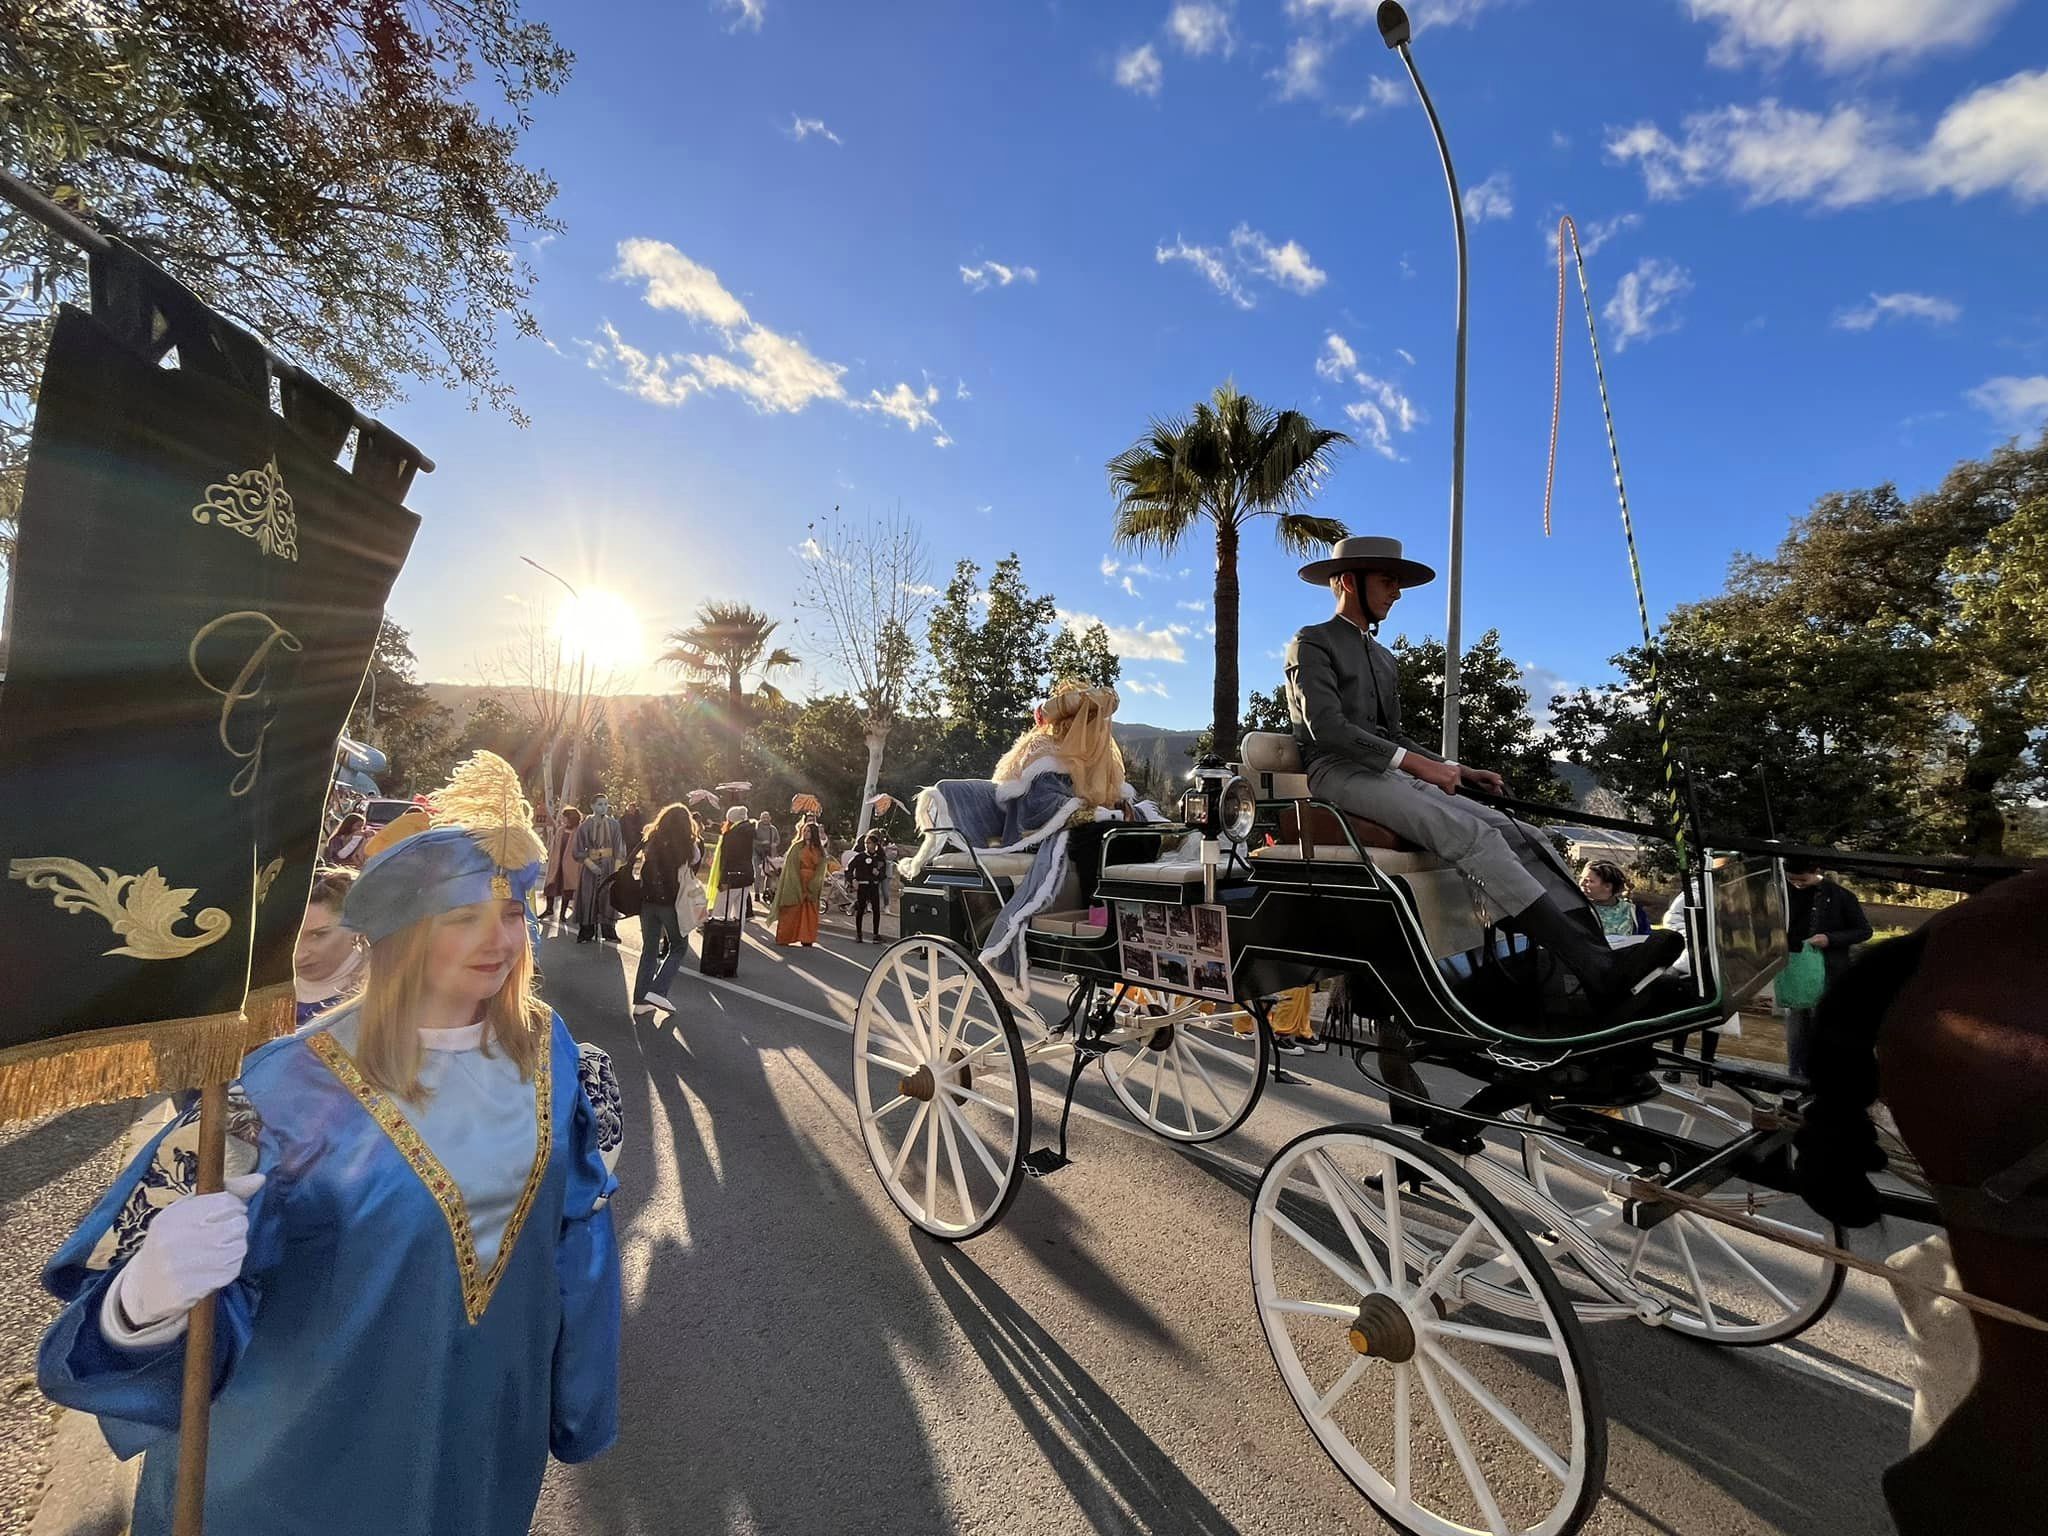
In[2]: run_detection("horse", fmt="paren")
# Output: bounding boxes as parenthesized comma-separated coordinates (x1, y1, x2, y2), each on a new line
(1795, 867, 2048, 1534)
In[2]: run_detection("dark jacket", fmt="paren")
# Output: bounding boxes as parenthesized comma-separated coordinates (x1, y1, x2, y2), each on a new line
(718, 823, 756, 884)
(847, 849, 884, 889)
(1284, 614, 1442, 776)
(1787, 878, 1872, 981)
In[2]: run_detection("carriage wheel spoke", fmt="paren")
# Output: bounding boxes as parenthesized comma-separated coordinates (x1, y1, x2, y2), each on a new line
(1267, 1208, 1374, 1298)
(1415, 1217, 1487, 1301)
(889, 1101, 931, 1184)
(891, 961, 925, 1052)
(871, 1007, 925, 1069)
(1423, 1318, 1563, 1357)
(939, 978, 976, 1059)
(1416, 1355, 1510, 1536)
(1423, 1341, 1570, 1482)
(1170, 1041, 1198, 1134)
(1672, 1216, 1720, 1333)
(1306, 1152, 1390, 1291)
(1393, 1362, 1412, 1504)
(1264, 1299, 1359, 1321)
(924, 1087, 941, 1218)
(1381, 1153, 1408, 1289)
(1147, 1046, 1166, 1122)
(939, 1094, 1007, 1185)
(943, 1082, 1017, 1118)
(933, 1090, 976, 1227)
(1176, 1033, 1233, 1120)
(926, 949, 944, 1053)
(865, 1092, 914, 1124)
(1183, 1030, 1254, 1069)
(1312, 1355, 1371, 1420)
(1688, 1214, 1796, 1314)
(864, 1051, 917, 1076)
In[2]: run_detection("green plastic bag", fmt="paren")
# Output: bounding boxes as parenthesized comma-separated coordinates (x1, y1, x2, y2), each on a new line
(1775, 943, 1826, 1010)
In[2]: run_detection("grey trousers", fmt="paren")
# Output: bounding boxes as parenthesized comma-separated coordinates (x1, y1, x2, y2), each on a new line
(1305, 757, 1580, 919)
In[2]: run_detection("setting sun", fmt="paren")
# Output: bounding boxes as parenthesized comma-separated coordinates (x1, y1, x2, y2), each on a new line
(552, 588, 644, 681)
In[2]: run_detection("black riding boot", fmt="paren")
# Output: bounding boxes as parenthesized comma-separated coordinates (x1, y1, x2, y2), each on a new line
(1511, 897, 1683, 1009)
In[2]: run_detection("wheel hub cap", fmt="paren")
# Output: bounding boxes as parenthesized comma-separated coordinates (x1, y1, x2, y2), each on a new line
(900, 1048, 970, 1103)
(1347, 1293, 1417, 1362)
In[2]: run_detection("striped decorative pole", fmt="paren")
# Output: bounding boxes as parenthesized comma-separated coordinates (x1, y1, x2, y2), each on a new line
(1544, 215, 1689, 873)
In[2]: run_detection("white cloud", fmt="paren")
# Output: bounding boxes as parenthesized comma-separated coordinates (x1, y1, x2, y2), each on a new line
(1519, 664, 1574, 737)
(1683, 0, 2018, 72)
(1121, 575, 1141, 597)
(1156, 236, 1253, 309)
(1966, 375, 2048, 430)
(1124, 678, 1171, 699)
(1317, 332, 1422, 458)
(856, 381, 949, 444)
(1100, 555, 1120, 578)
(1286, 0, 1504, 23)
(1833, 291, 1962, 331)
(1462, 172, 1514, 222)
(614, 238, 751, 331)
(1336, 75, 1405, 124)
(720, 0, 765, 32)
(1603, 257, 1694, 352)
(955, 378, 972, 400)
(588, 239, 951, 446)
(1230, 223, 1327, 293)
(1177, 598, 1208, 612)
(1169, 1, 1233, 56)
(1546, 210, 1641, 266)
(960, 260, 1038, 291)
(1606, 71, 2048, 210)
(1116, 42, 1164, 97)
(787, 115, 842, 146)
(1271, 36, 1325, 100)
(1395, 346, 1416, 365)
(1058, 610, 1187, 663)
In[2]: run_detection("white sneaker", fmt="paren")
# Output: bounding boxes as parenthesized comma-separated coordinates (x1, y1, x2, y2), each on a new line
(642, 991, 674, 1012)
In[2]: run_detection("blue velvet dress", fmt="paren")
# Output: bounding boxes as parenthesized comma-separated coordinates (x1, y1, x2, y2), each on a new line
(38, 1011, 623, 1536)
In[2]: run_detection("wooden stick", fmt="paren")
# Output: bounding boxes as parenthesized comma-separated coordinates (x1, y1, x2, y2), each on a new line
(171, 1081, 227, 1536)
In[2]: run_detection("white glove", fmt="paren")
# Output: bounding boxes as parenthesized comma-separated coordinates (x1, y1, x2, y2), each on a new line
(103, 1172, 265, 1344)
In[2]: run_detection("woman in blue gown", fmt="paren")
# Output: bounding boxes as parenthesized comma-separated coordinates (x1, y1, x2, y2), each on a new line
(38, 752, 624, 1536)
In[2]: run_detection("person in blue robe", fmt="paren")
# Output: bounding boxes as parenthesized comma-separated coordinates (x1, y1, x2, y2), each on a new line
(904, 684, 1167, 987)
(38, 751, 623, 1536)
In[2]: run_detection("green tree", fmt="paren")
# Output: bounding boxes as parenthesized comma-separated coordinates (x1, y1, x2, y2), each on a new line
(926, 554, 1056, 774)
(1107, 382, 1349, 759)
(658, 602, 799, 782)
(1188, 687, 1288, 762)
(1389, 631, 1563, 802)
(1048, 620, 1121, 689)
(346, 617, 453, 795)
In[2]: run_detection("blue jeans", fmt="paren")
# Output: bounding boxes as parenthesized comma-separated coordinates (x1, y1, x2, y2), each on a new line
(635, 904, 685, 1001)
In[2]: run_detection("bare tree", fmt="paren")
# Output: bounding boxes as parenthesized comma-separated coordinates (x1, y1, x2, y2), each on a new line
(796, 509, 934, 839)
(482, 603, 618, 818)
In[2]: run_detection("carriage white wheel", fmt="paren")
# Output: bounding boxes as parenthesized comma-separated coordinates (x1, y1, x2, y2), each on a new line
(1253, 1126, 1605, 1536)
(853, 937, 1031, 1241)
(1099, 999, 1269, 1144)
(1515, 1086, 1846, 1346)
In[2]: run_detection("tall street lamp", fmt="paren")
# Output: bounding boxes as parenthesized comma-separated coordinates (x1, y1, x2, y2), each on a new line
(1377, 1, 1469, 761)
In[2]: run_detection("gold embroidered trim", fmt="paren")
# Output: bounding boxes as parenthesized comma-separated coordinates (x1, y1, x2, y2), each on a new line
(8, 857, 232, 959)
(192, 458, 299, 561)
(307, 1030, 553, 1325)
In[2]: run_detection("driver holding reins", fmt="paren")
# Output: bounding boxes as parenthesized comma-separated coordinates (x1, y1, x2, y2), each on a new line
(1284, 536, 1681, 1009)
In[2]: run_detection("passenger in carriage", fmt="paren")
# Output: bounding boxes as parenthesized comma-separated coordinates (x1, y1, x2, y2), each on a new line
(1284, 536, 1682, 1009)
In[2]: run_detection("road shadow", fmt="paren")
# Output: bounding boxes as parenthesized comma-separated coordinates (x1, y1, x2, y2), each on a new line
(919, 1240, 1245, 1536)
(532, 933, 955, 1536)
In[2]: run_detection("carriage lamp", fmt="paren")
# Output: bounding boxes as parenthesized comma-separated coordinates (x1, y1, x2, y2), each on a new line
(1180, 767, 1255, 845)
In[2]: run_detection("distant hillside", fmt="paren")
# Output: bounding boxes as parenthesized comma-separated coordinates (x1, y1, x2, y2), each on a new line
(1111, 721, 1207, 786)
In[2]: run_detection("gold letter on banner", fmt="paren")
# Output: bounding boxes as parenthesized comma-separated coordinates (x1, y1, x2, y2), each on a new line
(7, 859, 232, 959)
(188, 611, 304, 798)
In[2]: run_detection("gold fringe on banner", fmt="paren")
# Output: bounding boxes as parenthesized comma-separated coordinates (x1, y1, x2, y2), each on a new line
(0, 989, 298, 1124)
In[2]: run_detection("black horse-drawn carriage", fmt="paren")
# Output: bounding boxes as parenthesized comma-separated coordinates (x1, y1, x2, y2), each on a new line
(855, 731, 1955, 1536)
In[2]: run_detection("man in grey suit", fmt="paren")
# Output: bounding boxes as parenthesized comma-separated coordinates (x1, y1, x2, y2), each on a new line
(1284, 535, 1680, 1008)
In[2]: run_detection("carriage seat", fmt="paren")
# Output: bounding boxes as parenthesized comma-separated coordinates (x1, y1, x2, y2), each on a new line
(1239, 731, 1430, 861)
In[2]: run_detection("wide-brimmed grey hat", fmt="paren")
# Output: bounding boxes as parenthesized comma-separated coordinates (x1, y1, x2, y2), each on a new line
(1297, 535, 1436, 587)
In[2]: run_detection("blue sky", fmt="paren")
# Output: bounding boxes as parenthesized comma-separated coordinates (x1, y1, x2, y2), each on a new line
(386, 0, 2048, 730)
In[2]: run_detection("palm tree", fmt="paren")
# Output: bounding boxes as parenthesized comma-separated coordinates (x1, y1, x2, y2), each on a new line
(658, 602, 799, 780)
(1108, 383, 1350, 758)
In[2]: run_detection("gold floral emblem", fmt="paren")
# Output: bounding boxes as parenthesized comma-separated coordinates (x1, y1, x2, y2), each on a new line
(7, 858, 233, 959)
(253, 856, 285, 908)
(192, 457, 298, 562)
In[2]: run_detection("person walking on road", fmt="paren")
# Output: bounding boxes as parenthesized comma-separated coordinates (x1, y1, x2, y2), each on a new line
(542, 805, 582, 924)
(1783, 856, 1872, 1078)
(574, 796, 625, 945)
(847, 830, 887, 943)
(752, 813, 780, 917)
(703, 805, 756, 921)
(774, 821, 829, 947)
(632, 802, 698, 1016)
(293, 868, 367, 1025)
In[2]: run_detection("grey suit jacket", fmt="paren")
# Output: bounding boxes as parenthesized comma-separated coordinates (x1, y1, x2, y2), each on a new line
(1283, 615, 1439, 776)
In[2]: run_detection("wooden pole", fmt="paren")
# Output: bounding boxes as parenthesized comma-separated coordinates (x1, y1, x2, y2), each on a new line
(170, 1080, 228, 1536)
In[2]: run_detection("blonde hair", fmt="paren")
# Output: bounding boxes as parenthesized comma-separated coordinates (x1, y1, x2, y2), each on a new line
(993, 682, 1126, 810)
(349, 908, 551, 1103)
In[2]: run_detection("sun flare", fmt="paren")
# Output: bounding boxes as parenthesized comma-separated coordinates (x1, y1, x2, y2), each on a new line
(552, 589, 644, 681)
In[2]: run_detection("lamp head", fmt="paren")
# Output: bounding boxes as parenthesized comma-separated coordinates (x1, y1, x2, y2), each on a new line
(1377, 1, 1411, 48)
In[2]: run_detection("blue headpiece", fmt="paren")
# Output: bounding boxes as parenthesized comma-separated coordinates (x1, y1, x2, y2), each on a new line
(341, 752, 546, 943)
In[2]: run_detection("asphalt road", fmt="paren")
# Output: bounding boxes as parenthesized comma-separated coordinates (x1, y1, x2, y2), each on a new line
(530, 913, 1927, 1536)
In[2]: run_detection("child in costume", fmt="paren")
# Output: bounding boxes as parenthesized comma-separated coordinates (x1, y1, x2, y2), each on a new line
(38, 752, 623, 1536)
(905, 682, 1164, 986)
